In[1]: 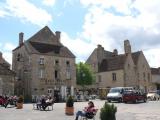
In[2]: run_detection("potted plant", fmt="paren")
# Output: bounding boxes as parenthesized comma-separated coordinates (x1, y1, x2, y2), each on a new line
(100, 102, 117, 120)
(65, 95, 74, 115)
(16, 95, 24, 109)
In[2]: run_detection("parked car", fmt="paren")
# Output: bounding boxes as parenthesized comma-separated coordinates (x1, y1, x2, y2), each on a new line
(107, 87, 133, 102)
(147, 91, 160, 101)
(123, 90, 147, 103)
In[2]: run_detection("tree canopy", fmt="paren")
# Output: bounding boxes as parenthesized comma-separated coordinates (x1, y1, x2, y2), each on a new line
(76, 62, 95, 86)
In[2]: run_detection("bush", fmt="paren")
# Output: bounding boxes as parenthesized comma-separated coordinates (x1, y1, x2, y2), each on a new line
(66, 95, 74, 107)
(100, 102, 117, 120)
(17, 95, 24, 103)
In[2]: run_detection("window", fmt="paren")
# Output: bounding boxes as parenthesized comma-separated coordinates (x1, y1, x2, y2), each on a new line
(98, 75, 101, 82)
(39, 57, 44, 65)
(112, 73, 116, 81)
(55, 60, 59, 65)
(39, 69, 44, 78)
(137, 73, 139, 81)
(66, 61, 71, 79)
(66, 61, 70, 66)
(55, 70, 58, 79)
(66, 69, 71, 79)
(28, 56, 31, 64)
(17, 54, 21, 61)
(143, 72, 145, 81)
(148, 73, 150, 82)
(128, 64, 130, 69)
(48, 89, 52, 94)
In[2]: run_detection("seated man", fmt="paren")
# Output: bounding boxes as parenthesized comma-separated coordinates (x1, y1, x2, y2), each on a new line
(75, 101, 96, 120)
(40, 96, 54, 110)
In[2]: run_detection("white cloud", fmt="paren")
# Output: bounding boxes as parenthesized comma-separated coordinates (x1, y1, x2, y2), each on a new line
(3, 43, 16, 51)
(61, 32, 95, 62)
(42, 0, 56, 6)
(144, 48, 160, 68)
(78, 0, 160, 67)
(0, 0, 52, 26)
(0, 10, 8, 17)
(3, 52, 12, 65)
(0, 42, 16, 65)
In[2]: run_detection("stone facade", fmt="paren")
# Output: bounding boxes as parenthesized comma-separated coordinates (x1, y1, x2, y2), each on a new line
(151, 68, 160, 90)
(0, 52, 15, 95)
(12, 26, 76, 102)
(86, 40, 152, 92)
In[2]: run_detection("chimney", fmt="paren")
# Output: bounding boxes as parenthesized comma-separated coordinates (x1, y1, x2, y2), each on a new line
(124, 40, 131, 54)
(0, 52, 2, 60)
(19, 32, 24, 46)
(113, 49, 118, 56)
(55, 31, 61, 42)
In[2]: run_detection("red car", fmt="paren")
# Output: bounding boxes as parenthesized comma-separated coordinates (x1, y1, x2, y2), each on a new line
(123, 90, 147, 103)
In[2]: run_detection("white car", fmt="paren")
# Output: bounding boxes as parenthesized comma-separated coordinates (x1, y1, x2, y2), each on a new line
(147, 91, 160, 101)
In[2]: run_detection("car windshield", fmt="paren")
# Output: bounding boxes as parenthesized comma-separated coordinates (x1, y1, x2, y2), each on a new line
(110, 88, 122, 93)
(124, 90, 134, 94)
(148, 91, 156, 94)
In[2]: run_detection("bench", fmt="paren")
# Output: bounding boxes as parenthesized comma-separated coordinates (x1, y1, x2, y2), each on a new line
(33, 101, 54, 111)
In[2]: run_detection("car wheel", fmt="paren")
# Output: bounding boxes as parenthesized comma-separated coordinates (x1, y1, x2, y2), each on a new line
(118, 98, 122, 103)
(154, 97, 156, 101)
(147, 97, 151, 101)
(134, 99, 138, 103)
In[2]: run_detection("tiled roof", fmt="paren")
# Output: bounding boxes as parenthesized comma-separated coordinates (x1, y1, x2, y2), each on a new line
(28, 26, 62, 46)
(13, 26, 75, 58)
(0, 64, 15, 75)
(99, 55, 126, 72)
(98, 51, 143, 72)
(30, 41, 61, 54)
(151, 68, 160, 74)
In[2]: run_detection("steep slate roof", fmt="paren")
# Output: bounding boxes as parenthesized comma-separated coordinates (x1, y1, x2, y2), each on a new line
(99, 51, 142, 72)
(99, 54, 126, 72)
(151, 68, 160, 75)
(131, 51, 141, 65)
(104, 50, 114, 58)
(0, 64, 15, 75)
(27, 26, 61, 46)
(14, 26, 75, 58)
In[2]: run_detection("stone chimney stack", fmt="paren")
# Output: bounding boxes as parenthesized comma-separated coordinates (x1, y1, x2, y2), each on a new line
(124, 40, 131, 54)
(19, 32, 24, 46)
(113, 49, 118, 56)
(0, 52, 2, 60)
(55, 31, 61, 42)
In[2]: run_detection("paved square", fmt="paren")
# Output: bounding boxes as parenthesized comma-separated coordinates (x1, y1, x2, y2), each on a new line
(0, 100, 160, 120)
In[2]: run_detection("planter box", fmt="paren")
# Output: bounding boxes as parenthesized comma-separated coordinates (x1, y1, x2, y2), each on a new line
(65, 107, 74, 115)
(16, 103, 23, 109)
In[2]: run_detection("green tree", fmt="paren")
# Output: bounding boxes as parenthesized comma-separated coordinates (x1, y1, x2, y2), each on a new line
(76, 62, 95, 88)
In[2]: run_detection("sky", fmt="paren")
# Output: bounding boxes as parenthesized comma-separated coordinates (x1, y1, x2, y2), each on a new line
(0, 0, 160, 68)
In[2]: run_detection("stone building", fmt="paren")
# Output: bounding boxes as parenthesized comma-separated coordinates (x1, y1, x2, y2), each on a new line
(86, 40, 152, 92)
(0, 52, 15, 95)
(12, 26, 76, 102)
(151, 68, 160, 90)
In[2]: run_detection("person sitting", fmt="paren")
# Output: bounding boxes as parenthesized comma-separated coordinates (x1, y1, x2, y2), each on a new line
(45, 96, 54, 106)
(40, 96, 54, 110)
(75, 101, 96, 120)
